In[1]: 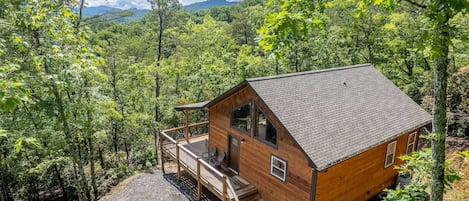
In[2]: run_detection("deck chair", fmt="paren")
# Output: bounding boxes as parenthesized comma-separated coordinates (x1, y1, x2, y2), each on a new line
(212, 151, 225, 167)
(202, 147, 217, 163)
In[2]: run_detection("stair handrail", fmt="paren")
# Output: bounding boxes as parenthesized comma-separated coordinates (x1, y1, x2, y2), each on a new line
(225, 177, 240, 201)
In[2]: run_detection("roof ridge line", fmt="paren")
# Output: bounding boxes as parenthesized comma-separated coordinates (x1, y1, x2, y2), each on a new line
(246, 63, 373, 82)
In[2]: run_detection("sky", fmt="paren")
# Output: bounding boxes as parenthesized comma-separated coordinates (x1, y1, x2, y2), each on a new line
(85, 0, 208, 8)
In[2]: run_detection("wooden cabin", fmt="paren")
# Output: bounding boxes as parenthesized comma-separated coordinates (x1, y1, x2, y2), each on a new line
(160, 64, 432, 201)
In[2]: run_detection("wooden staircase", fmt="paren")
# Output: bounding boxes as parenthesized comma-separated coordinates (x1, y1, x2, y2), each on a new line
(229, 176, 262, 201)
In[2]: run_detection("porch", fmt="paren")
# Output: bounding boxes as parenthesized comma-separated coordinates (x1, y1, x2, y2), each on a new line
(159, 121, 260, 201)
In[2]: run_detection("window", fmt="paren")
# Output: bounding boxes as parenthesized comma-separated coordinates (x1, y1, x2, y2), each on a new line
(254, 106, 277, 146)
(270, 155, 287, 182)
(231, 103, 251, 133)
(406, 132, 417, 155)
(385, 141, 397, 168)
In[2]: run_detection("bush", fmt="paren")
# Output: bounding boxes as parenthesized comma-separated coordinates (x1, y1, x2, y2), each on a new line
(384, 148, 464, 200)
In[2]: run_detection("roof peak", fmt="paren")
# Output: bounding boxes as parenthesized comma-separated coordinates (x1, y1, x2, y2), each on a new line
(246, 63, 374, 82)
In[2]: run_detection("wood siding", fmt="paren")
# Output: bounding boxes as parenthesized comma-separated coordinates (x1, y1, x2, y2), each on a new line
(314, 130, 419, 201)
(209, 85, 312, 201)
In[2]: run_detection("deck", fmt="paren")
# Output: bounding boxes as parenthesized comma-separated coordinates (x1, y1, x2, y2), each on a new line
(159, 122, 260, 201)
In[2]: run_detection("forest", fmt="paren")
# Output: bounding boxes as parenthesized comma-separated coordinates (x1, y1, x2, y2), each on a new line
(0, 0, 468, 200)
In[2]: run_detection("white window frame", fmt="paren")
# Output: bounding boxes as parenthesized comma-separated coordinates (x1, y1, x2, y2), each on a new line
(385, 141, 397, 168)
(406, 132, 417, 155)
(270, 155, 287, 182)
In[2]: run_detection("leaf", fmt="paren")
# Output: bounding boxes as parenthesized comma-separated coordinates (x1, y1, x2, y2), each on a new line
(14, 137, 24, 153)
(0, 129, 8, 138)
(456, 150, 469, 160)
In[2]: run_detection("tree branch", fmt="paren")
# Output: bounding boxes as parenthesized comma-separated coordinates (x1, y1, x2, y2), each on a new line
(403, 0, 428, 9)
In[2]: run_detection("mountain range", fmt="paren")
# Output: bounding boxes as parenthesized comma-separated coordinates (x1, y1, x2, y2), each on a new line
(81, 0, 239, 21)
(184, 0, 238, 11)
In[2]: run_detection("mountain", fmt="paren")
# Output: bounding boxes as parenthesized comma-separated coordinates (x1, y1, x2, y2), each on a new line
(81, 6, 121, 18)
(183, 0, 238, 11)
(80, 0, 239, 22)
(80, 6, 149, 22)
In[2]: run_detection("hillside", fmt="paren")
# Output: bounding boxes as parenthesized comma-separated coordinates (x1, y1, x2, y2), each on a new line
(80, 6, 149, 22)
(81, 6, 120, 18)
(184, 0, 238, 11)
(80, 0, 240, 20)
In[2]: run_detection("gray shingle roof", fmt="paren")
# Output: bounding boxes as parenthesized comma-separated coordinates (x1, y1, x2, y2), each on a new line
(247, 64, 432, 170)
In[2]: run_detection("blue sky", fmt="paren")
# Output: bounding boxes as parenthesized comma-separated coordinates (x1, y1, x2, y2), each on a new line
(85, 0, 208, 8)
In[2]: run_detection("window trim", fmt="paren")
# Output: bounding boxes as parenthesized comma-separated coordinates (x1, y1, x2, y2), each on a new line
(230, 101, 252, 135)
(384, 140, 397, 168)
(406, 132, 417, 155)
(270, 154, 287, 182)
(253, 104, 278, 148)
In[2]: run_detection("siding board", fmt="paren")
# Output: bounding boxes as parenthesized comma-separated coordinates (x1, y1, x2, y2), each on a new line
(209, 86, 312, 201)
(315, 130, 418, 201)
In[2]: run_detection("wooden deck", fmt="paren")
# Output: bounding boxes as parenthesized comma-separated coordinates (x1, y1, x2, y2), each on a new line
(160, 123, 260, 201)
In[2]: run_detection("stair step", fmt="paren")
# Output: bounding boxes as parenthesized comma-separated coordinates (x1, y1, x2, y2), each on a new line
(239, 192, 262, 201)
(236, 184, 257, 199)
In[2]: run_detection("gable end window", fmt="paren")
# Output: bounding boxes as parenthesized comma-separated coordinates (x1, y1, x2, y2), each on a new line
(406, 132, 417, 155)
(254, 105, 278, 147)
(230, 103, 251, 134)
(385, 141, 397, 168)
(270, 155, 287, 182)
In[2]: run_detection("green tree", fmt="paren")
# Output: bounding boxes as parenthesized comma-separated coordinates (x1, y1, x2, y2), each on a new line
(260, 0, 469, 200)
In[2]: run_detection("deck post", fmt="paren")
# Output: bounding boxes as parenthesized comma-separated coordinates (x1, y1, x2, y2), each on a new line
(185, 110, 190, 143)
(159, 132, 165, 173)
(222, 175, 228, 201)
(197, 159, 202, 200)
(176, 144, 181, 181)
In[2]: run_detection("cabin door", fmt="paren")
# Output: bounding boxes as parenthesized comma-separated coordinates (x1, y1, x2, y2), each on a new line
(228, 134, 240, 174)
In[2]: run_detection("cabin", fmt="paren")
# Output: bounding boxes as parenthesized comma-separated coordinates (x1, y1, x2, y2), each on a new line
(159, 64, 432, 201)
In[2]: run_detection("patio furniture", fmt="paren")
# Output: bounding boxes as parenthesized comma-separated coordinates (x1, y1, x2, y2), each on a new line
(212, 151, 225, 167)
(202, 147, 217, 163)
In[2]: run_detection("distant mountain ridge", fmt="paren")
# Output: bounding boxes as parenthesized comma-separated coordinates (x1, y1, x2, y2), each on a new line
(80, 6, 120, 17)
(184, 0, 238, 11)
(80, 0, 240, 20)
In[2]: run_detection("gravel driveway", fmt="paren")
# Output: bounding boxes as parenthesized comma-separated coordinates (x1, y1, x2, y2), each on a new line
(101, 168, 217, 201)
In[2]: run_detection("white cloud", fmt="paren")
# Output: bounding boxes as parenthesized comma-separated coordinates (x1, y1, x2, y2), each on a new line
(85, 0, 151, 9)
(178, 0, 207, 5)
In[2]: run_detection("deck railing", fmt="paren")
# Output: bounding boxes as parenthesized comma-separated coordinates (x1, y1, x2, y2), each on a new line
(161, 121, 209, 142)
(160, 123, 239, 201)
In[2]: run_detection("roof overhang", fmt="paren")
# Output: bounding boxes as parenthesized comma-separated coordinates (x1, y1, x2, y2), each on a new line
(174, 101, 210, 111)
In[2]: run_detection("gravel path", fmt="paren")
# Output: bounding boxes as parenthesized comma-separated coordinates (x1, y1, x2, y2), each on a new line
(100, 169, 189, 201)
(100, 167, 218, 201)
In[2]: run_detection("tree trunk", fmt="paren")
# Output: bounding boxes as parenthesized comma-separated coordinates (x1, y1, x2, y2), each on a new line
(98, 146, 105, 169)
(154, 8, 164, 165)
(71, 161, 81, 198)
(124, 138, 130, 166)
(430, 3, 450, 200)
(88, 138, 98, 201)
(77, 142, 92, 201)
(52, 164, 68, 201)
(111, 55, 119, 154)
(294, 46, 299, 72)
(275, 57, 279, 75)
(175, 73, 179, 95)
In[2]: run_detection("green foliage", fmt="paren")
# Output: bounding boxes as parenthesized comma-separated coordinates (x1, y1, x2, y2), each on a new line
(1, 0, 468, 200)
(14, 137, 41, 153)
(384, 148, 464, 200)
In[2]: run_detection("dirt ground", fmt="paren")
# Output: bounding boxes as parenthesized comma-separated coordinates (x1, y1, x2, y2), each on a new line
(445, 137, 469, 201)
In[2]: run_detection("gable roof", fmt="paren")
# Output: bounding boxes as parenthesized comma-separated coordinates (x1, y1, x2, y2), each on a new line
(207, 64, 432, 171)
